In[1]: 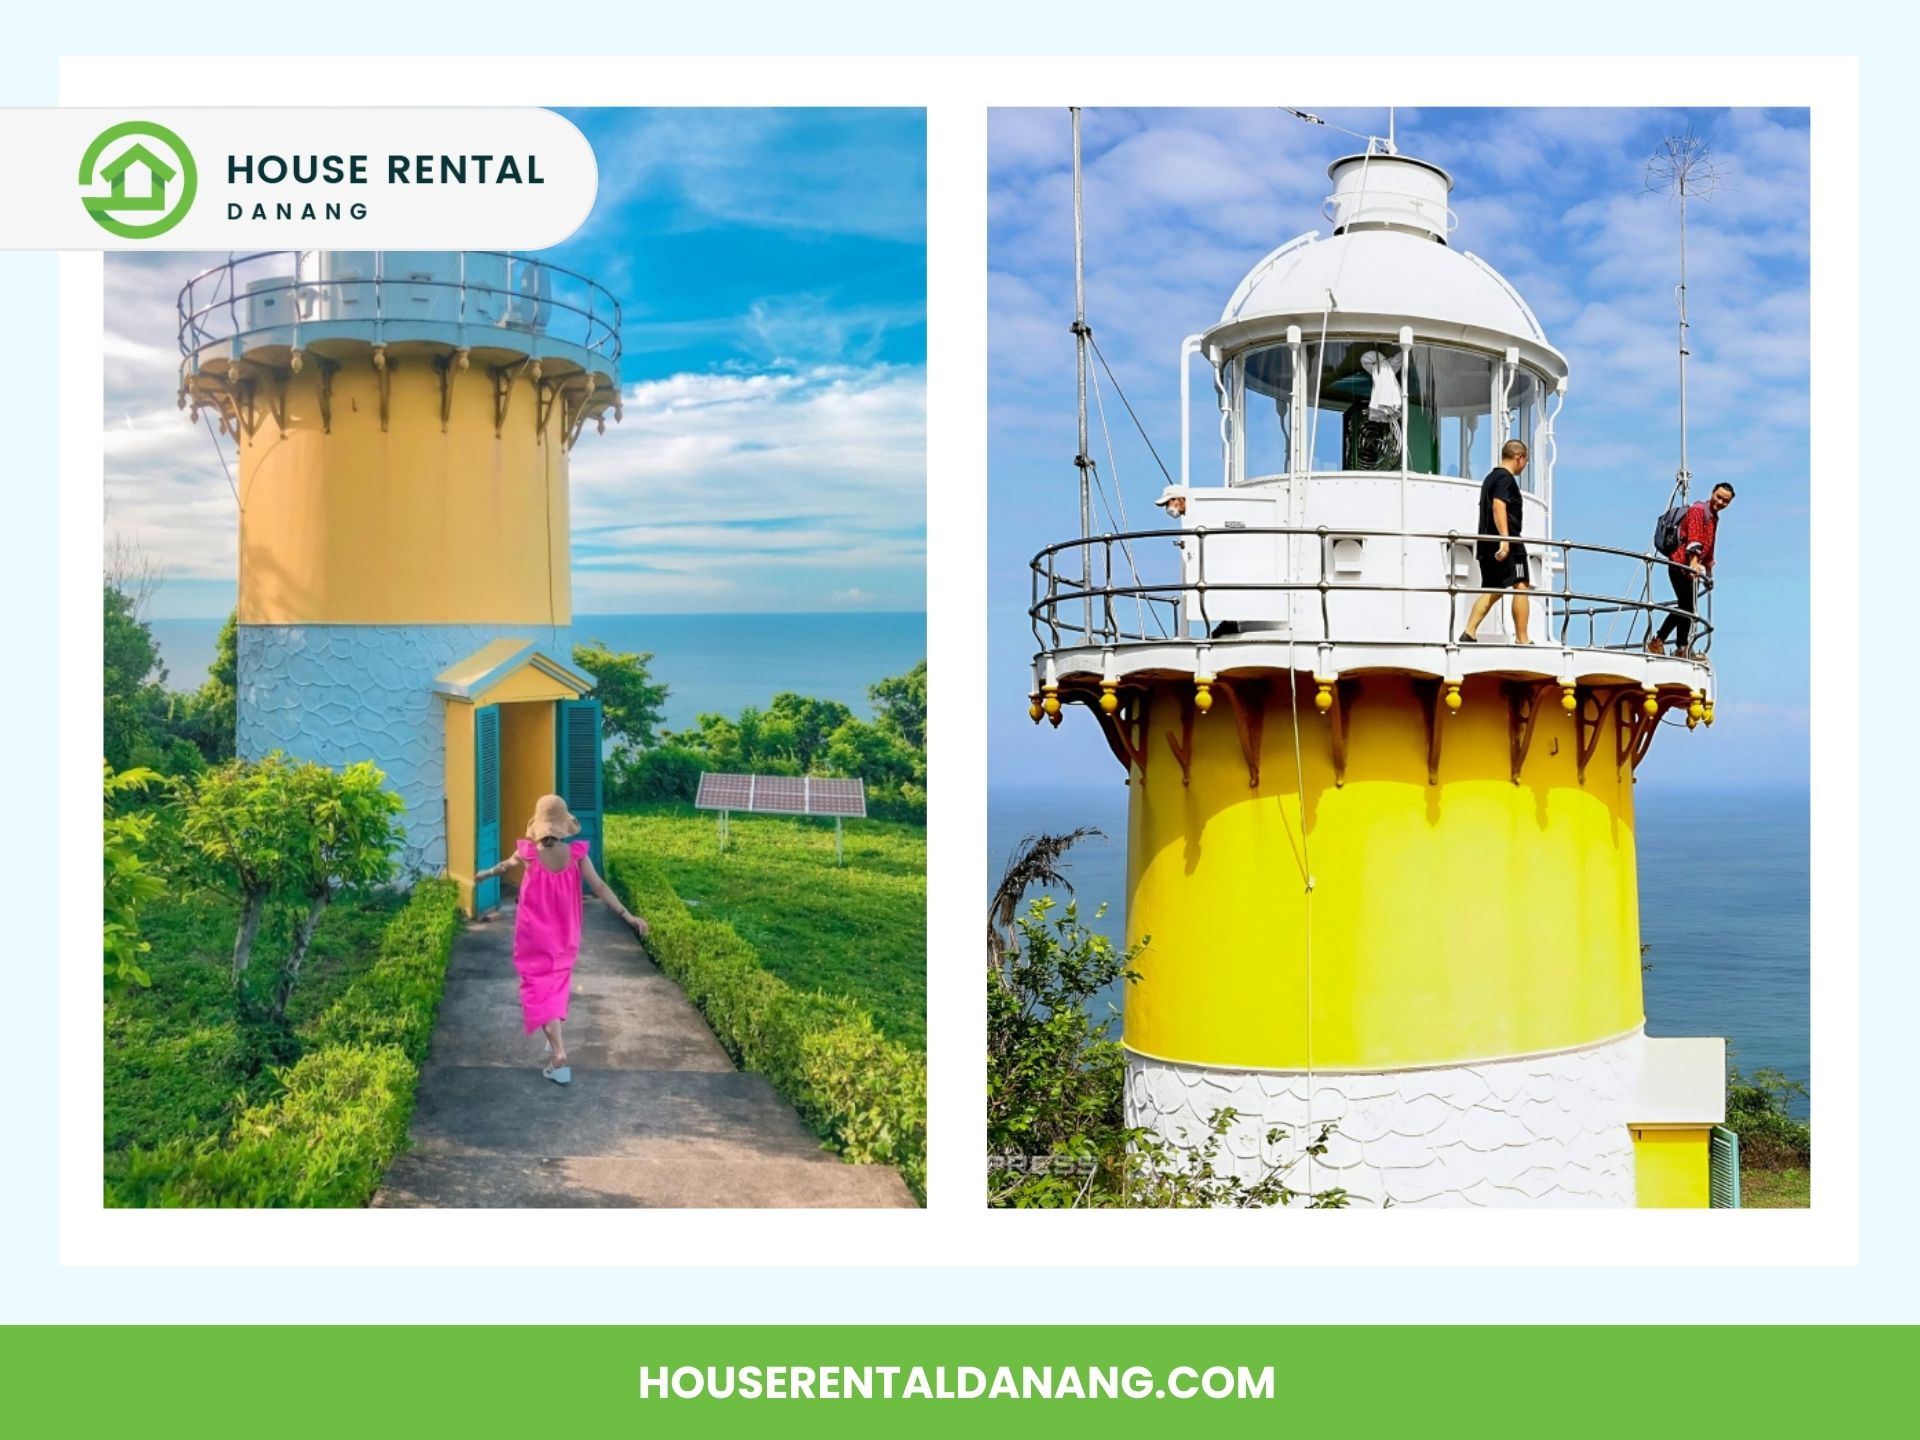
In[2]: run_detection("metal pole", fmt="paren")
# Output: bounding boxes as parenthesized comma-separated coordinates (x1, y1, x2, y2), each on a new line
(1674, 183, 1689, 503)
(835, 816, 844, 867)
(1072, 107, 1093, 641)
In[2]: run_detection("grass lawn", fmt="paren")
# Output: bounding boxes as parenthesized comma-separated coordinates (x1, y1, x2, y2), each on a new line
(606, 803, 927, 1048)
(1741, 1165, 1811, 1209)
(105, 883, 407, 1163)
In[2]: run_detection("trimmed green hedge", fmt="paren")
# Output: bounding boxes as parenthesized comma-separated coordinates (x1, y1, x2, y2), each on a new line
(106, 879, 459, 1208)
(607, 849, 926, 1201)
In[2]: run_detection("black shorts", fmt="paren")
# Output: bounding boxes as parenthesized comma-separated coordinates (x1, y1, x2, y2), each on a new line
(1476, 541, 1529, 589)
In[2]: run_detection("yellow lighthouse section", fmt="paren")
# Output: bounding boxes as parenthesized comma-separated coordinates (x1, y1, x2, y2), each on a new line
(235, 349, 576, 627)
(1124, 673, 1645, 1074)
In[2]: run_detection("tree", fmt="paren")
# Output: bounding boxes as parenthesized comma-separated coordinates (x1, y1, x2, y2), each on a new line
(268, 761, 404, 1021)
(190, 611, 238, 761)
(669, 711, 746, 769)
(103, 763, 166, 991)
(572, 641, 669, 751)
(988, 826, 1100, 969)
(104, 585, 165, 771)
(762, 692, 853, 771)
(164, 610, 239, 765)
(869, 660, 927, 750)
(104, 526, 168, 621)
(180, 755, 300, 983)
(180, 755, 405, 1019)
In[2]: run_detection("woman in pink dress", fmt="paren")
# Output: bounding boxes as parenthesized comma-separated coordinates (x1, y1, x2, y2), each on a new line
(474, 794, 649, 1084)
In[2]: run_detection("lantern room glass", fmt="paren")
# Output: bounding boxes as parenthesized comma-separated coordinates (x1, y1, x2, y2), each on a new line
(1231, 339, 1550, 487)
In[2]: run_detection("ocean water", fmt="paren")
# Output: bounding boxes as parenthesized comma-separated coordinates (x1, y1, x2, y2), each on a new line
(987, 782, 1810, 1117)
(149, 611, 927, 731)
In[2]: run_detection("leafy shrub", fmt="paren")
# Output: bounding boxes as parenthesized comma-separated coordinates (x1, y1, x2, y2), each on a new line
(305, 879, 458, 1064)
(800, 1017, 927, 1178)
(1726, 1066, 1811, 1170)
(127, 730, 208, 779)
(606, 849, 926, 1200)
(109, 1045, 416, 1208)
(988, 834, 1347, 1209)
(866, 784, 927, 825)
(611, 743, 706, 804)
(104, 764, 167, 989)
(106, 879, 458, 1208)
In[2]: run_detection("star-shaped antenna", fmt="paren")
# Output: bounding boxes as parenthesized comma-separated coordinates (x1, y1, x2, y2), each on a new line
(1645, 129, 1723, 204)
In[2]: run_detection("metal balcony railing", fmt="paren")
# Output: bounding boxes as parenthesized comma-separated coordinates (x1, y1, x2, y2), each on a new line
(176, 251, 622, 375)
(1030, 525, 1714, 660)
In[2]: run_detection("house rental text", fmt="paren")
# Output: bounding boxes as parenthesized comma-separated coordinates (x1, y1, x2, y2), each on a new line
(225, 154, 547, 184)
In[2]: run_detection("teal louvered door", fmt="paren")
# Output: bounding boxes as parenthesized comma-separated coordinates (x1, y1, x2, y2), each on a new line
(556, 698, 604, 889)
(474, 704, 502, 912)
(1709, 1125, 1741, 1209)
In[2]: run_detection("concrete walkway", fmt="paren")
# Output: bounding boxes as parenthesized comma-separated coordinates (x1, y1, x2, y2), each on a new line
(375, 896, 914, 1208)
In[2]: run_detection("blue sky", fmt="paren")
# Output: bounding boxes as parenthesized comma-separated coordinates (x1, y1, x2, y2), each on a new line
(103, 107, 926, 618)
(988, 106, 1810, 794)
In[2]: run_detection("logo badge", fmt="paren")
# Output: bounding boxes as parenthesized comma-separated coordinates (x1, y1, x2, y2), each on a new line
(78, 120, 197, 238)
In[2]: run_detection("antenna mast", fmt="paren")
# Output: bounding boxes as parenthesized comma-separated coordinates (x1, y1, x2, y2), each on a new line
(1071, 106, 1093, 635)
(1647, 130, 1721, 502)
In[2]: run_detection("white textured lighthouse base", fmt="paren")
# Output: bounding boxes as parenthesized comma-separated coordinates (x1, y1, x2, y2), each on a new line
(237, 622, 571, 877)
(1124, 1031, 1643, 1208)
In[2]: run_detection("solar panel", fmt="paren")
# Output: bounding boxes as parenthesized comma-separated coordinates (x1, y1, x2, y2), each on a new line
(809, 778, 867, 818)
(694, 772, 867, 818)
(755, 776, 809, 815)
(695, 773, 753, 810)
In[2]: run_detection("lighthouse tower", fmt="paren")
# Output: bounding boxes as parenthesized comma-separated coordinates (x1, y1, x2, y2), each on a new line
(1029, 150, 1729, 1207)
(178, 252, 622, 916)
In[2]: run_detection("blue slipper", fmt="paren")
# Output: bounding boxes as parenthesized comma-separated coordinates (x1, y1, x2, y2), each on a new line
(543, 1064, 571, 1085)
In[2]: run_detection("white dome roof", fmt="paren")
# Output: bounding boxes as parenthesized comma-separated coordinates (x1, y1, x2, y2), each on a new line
(1207, 225, 1566, 381)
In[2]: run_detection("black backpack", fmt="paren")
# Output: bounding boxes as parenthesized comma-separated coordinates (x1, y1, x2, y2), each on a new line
(1653, 502, 1690, 557)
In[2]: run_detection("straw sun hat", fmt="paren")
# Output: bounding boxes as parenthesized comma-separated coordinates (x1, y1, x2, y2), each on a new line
(527, 794, 582, 842)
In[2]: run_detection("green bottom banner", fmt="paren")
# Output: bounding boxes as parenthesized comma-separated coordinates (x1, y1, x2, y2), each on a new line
(4, 1325, 1908, 1433)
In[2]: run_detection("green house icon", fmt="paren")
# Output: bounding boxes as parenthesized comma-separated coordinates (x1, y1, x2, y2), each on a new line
(78, 120, 198, 238)
(94, 142, 178, 213)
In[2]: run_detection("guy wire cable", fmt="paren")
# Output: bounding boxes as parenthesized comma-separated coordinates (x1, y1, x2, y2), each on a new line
(1285, 632, 1316, 1195)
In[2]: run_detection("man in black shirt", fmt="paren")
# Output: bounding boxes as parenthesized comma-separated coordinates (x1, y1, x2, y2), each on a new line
(1459, 439, 1532, 645)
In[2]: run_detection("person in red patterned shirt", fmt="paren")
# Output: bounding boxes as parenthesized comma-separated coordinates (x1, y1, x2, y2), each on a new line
(1647, 482, 1734, 657)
